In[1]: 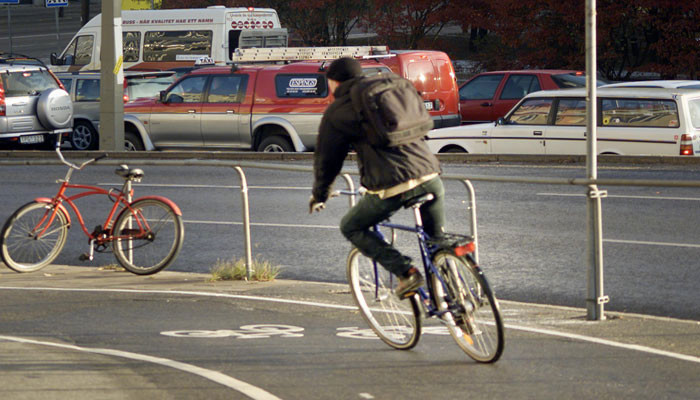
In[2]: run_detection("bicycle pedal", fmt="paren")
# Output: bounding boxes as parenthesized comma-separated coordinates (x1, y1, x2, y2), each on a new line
(79, 253, 93, 262)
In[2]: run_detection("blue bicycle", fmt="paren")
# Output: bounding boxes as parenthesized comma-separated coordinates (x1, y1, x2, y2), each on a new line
(340, 190, 504, 363)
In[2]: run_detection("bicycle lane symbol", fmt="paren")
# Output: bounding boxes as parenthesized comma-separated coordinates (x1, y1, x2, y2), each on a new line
(161, 325, 450, 340)
(161, 324, 304, 339)
(336, 326, 450, 339)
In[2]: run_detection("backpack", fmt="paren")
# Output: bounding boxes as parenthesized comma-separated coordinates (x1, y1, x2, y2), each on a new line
(349, 73, 434, 147)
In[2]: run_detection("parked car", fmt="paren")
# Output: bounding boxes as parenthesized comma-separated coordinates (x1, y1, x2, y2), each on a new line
(56, 71, 176, 150)
(602, 80, 700, 89)
(427, 87, 700, 156)
(123, 60, 392, 152)
(458, 70, 608, 124)
(0, 54, 73, 149)
(380, 50, 461, 128)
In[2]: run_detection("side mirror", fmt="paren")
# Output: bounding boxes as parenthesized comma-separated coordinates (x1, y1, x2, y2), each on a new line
(50, 52, 61, 65)
(167, 94, 184, 104)
(159, 90, 167, 102)
(496, 117, 505, 126)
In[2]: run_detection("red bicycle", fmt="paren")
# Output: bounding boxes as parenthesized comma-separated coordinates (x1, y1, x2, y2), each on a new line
(0, 143, 184, 275)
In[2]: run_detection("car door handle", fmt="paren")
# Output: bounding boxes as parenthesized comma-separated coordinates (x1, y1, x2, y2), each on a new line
(226, 110, 235, 114)
(188, 109, 196, 113)
(533, 130, 543, 136)
(480, 102, 492, 107)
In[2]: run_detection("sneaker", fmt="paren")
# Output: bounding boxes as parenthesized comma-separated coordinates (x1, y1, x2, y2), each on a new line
(395, 267, 424, 299)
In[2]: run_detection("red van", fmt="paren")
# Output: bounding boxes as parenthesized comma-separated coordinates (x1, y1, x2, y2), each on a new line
(380, 50, 461, 129)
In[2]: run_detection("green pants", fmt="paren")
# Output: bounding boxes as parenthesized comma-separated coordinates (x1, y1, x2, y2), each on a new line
(340, 177, 445, 277)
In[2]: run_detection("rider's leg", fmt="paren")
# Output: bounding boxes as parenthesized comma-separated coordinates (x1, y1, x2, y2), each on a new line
(415, 177, 446, 239)
(339, 193, 412, 277)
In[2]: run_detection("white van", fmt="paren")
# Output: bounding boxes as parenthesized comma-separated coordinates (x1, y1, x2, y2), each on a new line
(426, 87, 700, 156)
(50, 6, 288, 72)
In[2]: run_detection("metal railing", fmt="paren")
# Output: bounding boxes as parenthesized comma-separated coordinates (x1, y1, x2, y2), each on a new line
(4, 156, 700, 320)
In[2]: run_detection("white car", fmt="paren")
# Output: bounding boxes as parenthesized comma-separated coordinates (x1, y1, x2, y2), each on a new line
(602, 80, 700, 89)
(426, 87, 700, 156)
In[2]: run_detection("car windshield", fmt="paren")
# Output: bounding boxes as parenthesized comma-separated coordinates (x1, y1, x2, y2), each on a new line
(1, 69, 59, 97)
(551, 73, 608, 88)
(127, 75, 176, 101)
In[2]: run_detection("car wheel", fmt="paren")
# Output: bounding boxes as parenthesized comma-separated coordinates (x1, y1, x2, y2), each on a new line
(440, 145, 467, 153)
(258, 135, 293, 152)
(124, 131, 145, 151)
(70, 121, 99, 150)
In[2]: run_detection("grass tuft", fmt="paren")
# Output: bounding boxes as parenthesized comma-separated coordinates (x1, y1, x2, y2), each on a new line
(209, 257, 280, 282)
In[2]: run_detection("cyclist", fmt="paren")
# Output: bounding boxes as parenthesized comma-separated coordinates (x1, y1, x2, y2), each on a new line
(309, 57, 446, 299)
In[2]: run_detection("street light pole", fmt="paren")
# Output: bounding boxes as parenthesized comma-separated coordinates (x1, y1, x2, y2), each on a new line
(99, 0, 124, 151)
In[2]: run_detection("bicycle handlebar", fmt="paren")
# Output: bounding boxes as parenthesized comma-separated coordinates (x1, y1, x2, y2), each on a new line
(55, 146, 108, 172)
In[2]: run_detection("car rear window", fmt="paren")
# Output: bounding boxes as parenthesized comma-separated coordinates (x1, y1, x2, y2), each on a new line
(1, 69, 60, 97)
(551, 73, 587, 88)
(688, 99, 700, 129)
(601, 98, 679, 128)
(275, 74, 328, 98)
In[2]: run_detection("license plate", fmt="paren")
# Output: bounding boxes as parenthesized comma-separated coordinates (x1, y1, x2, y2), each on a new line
(19, 135, 44, 144)
(424, 101, 434, 111)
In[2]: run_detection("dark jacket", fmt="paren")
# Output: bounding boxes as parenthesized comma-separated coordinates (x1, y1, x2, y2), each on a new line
(312, 77, 441, 202)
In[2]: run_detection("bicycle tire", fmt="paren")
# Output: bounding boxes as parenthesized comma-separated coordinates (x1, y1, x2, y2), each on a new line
(113, 198, 184, 275)
(346, 247, 421, 350)
(0, 201, 69, 273)
(432, 250, 504, 363)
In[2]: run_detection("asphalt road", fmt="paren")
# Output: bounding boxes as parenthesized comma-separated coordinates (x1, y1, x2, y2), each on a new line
(1, 158, 699, 322)
(1, 265, 698, 399)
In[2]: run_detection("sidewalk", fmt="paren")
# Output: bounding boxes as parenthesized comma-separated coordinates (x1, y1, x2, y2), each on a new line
(1, 264, 698, 397)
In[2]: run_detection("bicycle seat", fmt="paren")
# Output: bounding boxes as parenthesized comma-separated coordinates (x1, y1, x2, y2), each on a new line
(115, 164, 144, 181)
(403, 193, 434, 209)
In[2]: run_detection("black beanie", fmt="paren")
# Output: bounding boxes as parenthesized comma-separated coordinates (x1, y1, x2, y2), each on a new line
(326, 57, 362, 82)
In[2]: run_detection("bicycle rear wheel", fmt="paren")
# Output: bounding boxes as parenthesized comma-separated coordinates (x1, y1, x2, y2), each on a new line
(432, 250, 504, 363)
(346, 248, 421, 350)
(113, 198, 184, 275)
(0, 201, 69, 272)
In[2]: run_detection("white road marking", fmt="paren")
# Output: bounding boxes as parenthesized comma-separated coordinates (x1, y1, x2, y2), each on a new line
(183, 219, 338, 230)
(0, 286, 697, 365)
(359, 393, 375, 399)
(0, 334, 283, 400)
(538, 192, 700, 201)
(605, 238, 700, 248)
(99, 183, 311, 190)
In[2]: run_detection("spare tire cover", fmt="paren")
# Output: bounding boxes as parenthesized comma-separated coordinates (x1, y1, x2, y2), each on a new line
(37, 88, 73, 130)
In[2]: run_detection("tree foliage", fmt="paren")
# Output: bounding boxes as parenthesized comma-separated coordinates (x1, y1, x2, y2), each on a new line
(160, 0, 700, 79)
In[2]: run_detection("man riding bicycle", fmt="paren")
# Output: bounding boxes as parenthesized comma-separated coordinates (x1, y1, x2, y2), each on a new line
(309, 57, 446, 299)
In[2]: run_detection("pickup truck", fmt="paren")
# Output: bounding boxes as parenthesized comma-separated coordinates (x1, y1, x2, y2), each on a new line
(123, 61, 392, 151)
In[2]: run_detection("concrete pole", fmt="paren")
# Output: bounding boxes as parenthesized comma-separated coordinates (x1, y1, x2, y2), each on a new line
(99, 0, 124, 151)
(585, 0, 608, 320)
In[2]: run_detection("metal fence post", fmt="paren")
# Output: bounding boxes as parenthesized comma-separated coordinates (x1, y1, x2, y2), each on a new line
(460, 179, 479, 264)
(233, 166, 253, 280)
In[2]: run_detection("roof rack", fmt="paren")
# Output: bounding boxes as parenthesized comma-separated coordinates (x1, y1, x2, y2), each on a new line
(230, 46, 390, 63)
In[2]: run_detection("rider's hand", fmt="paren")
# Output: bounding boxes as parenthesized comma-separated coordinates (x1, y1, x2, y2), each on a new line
(309, 196, 326, 214)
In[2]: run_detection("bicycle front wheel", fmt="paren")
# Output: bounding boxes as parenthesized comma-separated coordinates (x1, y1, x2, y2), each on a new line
(432, 251, 504, 363)
(346, 248, 421, 350)
(0, 201, 69, 273)
(113, 199, 184, 275)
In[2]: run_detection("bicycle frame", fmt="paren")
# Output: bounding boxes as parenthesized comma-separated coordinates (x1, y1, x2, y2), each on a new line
(32, 146, 152, 248)
(369, 219, 454, 320)
(37, 181, 132, 244)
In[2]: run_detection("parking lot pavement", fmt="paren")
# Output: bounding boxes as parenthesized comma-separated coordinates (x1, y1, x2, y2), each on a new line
(0, 265, 698, 398)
